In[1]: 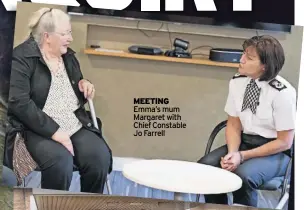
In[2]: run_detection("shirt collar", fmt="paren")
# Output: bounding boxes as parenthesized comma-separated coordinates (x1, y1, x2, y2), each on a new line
(246, 77, 264, 89)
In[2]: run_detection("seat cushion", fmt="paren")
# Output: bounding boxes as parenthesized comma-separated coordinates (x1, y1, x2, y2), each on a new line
(259, 176, 284, 191)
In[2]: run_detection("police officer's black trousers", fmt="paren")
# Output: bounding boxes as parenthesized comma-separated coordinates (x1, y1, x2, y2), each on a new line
(24, 127, 111, 193)
(197, 133, 290, 207)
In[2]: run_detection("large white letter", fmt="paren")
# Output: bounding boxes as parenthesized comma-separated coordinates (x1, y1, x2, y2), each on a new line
(144, 0, 216, 11)
(233, 0, 252, 11)
(141, 0, 160, 11)
(86, 0, 133, 10)
(1, 0, 21, 11)
(165, 0, 183, 11)
(193, 0, 217, 11)
(31, 0, 80, 7)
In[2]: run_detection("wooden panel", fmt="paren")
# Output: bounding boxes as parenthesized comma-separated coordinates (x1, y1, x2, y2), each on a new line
(33, 194, 259, 210)
(84, 48, 240, 68)
(13, 188, 32, 210)
(19, 167, 280, 208)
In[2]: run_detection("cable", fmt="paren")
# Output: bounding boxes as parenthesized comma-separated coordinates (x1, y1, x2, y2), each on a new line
(190, 45, 213, 53)
(166, 23, 173, 50)
(136, 20, 164, 38)
(136, 20, 213, 57)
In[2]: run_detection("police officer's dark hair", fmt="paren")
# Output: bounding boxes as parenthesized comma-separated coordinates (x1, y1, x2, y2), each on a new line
(242, 35, 285, 81)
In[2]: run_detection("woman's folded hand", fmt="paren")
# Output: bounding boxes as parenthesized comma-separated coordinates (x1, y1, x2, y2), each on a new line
(52, 131, 75, 156)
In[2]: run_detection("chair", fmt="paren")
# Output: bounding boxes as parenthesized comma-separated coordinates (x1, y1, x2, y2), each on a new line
(195, 120, 292, 209)
(22, 99, 112, 195)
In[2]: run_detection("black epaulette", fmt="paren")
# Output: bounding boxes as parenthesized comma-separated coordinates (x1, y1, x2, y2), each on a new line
(269, 79, 287, 91)
(232, 73, 247, 79)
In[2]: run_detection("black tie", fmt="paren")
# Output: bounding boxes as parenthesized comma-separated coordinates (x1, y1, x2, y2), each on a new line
(241, 79, 261, 114)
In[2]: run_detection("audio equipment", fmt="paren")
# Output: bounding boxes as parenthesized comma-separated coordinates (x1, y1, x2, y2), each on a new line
(164, 50, 192, 58)
(128, 45, 163, 55)
(164, 38, 192, 58)
(209, 48, 243, 63)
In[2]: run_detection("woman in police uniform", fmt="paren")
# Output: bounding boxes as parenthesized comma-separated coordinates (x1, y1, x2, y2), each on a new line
(198, 35, 296, 207)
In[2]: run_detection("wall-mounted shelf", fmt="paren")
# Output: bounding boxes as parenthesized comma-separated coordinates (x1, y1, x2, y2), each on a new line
(84, 48, 239, 68)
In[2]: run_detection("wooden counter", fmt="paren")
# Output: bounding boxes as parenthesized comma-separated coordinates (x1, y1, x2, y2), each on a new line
(84, 48, 240, 68)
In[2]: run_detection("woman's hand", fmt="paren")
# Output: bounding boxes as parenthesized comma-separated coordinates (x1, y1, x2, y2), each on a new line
(52, 131, 75, 156)
(78, 79, 95, 99)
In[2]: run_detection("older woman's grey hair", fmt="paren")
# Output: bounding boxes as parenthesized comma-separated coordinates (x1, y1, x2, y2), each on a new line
(26, 8, 74, 67)
(27, 8, 71, 45)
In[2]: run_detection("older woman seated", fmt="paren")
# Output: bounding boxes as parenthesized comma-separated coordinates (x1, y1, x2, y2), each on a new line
(5, 8, 112, 193)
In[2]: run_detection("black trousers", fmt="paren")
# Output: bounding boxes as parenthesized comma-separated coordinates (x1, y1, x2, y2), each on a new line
(197, 134, 290, 207)
(24, 127, 111, 193)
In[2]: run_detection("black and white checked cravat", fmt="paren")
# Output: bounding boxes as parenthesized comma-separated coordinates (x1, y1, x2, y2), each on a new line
(241, 79, 261, 114)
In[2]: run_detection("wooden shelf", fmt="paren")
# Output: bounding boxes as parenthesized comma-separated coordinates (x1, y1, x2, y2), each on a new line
(84, 48, 239, 68)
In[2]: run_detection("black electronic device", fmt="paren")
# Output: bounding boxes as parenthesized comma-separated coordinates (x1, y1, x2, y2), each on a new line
(164, 38, 192, 58)
(128, 45, 163, 55)
(164, 50, 192, 58)
(209, 48, 243, 63)
(90, 44, 101, 49)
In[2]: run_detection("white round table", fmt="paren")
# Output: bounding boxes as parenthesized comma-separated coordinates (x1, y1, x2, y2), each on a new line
(122, 159, 242, 200)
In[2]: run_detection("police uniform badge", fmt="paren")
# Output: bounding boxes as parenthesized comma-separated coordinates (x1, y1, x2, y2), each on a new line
(232, 73, 247, 79)
(269, 79, 287, 91)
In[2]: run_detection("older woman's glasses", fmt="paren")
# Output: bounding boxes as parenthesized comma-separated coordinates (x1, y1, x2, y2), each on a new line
(54, 30, 72, 37)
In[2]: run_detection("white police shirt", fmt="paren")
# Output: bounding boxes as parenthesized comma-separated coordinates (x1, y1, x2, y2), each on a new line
(224, 73, 297, 138)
